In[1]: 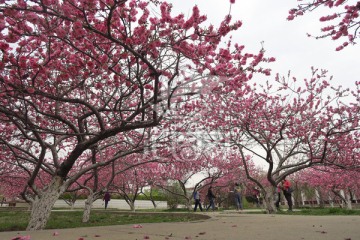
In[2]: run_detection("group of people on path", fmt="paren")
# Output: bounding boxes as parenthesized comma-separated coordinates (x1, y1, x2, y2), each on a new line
(193, 183, 245, 212)
(101, 179, 293, 212)
(193, 178, 293, 212)
(193, 186, 217, 212)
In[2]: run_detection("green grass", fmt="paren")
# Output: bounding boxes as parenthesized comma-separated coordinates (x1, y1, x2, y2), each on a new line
(2, 207, 359, 232)
(277, 207, 360, 215)
(0, 209, 210, 232)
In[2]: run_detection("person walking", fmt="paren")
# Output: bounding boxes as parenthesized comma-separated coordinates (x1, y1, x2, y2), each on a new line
(206, 186, 216, 211)
(234, 183, 243, 211)
(281, 178, 293, 211)
(275, 184, 282, 210)
(103, 191, 111, 209)
(253, 186, 261, 208)
(193, 190, 203, 212)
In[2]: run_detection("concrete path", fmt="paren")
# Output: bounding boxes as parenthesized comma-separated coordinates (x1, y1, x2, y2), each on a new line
(1, 211, 359, 240)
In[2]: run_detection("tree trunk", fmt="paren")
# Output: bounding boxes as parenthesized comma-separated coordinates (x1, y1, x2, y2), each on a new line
(186, 199, 192, 211)
(263, 191, 276, 213)
(332, 189, 347, 208)
(317, 188, 325, 208)
(345, 192, 352, 210)
(149, 190, 157, 209)
(123, 195, 136, 212)
(82, 195, 94, 223)
(129, 201, 135, 212)
(328, 193, 334, 208)
(26, 176, 65, 231)
(150, 199, 157, 209)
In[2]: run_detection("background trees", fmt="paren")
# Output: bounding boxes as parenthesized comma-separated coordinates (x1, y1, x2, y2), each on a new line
(200, 67, 360, 212)
(296, 166, 360, 209)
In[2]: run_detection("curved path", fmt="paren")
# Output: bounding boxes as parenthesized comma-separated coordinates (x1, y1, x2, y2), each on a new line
(2, 211, 359, 240)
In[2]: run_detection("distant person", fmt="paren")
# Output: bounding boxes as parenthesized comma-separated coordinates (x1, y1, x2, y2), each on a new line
(206, 186, 216, 211)
(103, 191, 111, 209)
(253, 187, 260, 207)
(193, 190, 203, 212)
(1, 197, 5, 207)
(234, 183, 243, 211)
(281, 178, 293, 211)
(275, 185, 282, 210)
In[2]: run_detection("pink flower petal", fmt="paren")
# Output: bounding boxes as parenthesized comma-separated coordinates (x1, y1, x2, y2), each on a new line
(133, 224, 143, 228)
(12, 236, 31, 240)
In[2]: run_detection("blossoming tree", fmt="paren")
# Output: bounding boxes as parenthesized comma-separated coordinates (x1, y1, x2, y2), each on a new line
(202, 68, 360, 212)
(297, 166, 360, 209)
(0, 0, 263, 230)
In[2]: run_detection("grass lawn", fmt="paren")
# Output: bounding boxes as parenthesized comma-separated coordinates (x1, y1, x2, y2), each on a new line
(1, 207, 359, 232)
(285, 207, 360, 215)
(244, 207, 360, 215)
(0, 209, 210, 232)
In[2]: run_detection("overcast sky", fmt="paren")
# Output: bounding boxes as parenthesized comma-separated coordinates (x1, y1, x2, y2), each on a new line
(167, 0, 359, 91)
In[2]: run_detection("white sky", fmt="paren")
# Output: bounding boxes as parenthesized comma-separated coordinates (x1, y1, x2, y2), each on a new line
(167, 0, 359, 91)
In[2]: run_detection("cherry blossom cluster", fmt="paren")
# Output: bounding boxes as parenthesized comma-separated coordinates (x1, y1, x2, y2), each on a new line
(287, 0, 360, 50)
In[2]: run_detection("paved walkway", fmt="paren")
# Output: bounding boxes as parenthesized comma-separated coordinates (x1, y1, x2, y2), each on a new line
(1, 211, 360, 240)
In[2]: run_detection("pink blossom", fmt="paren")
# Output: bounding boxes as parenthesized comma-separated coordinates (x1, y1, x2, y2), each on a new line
(95, 82, 103, 89)
(27, 88, 35, 94)
(321, 25, 335, 32)
(289, 9, 297, 15)
(268, 57, 276, 62)
(335, 45, 344, 51)
(287, 15, 295, 21)
(263, 69, 271, 76)
(0, 42, 9, 50)
(230, 0, 235, 3)
(335, 0, 346, 6)
(12, 236, 31, 240)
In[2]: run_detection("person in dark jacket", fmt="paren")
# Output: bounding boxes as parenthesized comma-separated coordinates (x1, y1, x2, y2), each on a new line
(103, 191, 111, 209)
(275, 185, 282, 210)
(193, 190, 203, 212)
(206, 186, 216, 211)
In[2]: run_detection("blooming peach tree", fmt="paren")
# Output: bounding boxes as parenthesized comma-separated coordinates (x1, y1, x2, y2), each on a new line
(0, 0, 263, 230)
(288, 0, 360, 50)
(201, 68, 360, 213)
(297, 166, 360, 209)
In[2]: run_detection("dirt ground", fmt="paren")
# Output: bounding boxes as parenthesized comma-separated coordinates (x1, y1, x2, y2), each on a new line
(1, 211, 359, 240)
